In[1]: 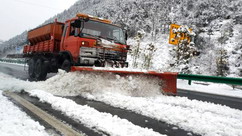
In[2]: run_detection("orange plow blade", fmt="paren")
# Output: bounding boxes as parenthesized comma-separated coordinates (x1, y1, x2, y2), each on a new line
(71, 66, 178, 95)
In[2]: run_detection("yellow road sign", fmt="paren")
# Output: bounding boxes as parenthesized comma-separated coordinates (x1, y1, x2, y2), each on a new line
(169, 24, 192, 45)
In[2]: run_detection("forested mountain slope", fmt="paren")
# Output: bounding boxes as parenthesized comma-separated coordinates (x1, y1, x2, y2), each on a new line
(1, 0, 242, 76)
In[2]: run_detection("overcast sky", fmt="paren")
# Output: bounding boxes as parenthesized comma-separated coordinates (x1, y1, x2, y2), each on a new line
(0, 0, 78, 41)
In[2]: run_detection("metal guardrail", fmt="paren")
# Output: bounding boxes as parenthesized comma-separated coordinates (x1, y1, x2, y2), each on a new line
(0, 58, 26, 64)
(178, 74, 242, 86)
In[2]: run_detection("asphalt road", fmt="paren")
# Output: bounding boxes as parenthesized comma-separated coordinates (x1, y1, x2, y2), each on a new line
(0, 62, 29, 80)
(178, 89, 242, 110)
(66, 95, 197, 136)
(13, 92, 103, 136)
(13, 92, 196, 136)
(0, 62, 55, 81)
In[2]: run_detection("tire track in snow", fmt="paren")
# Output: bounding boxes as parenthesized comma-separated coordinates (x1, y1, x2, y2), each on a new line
(15, 91, 106, 136)
(65, 95, 197, 136)
(82, 92, 242, 136)
(3, 91, 84, 136)
(27, 90, 165, 136)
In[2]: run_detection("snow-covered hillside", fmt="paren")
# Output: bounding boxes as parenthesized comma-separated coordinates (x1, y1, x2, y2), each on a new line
(1, 0, 242, 76)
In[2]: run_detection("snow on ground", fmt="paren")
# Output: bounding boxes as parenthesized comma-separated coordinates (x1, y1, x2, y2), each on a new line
(82, 92, 242, 136)
(178, 79, 242, 98)
(29, 89, 164, 136)
(0, 72, 164, 136)
(0, 73, 39, 92)
(0, 90, 49, 136)
(1, 69, 242, 136)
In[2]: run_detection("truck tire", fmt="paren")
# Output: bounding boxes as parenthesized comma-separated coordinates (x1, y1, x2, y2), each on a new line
(34, 58, 47, 81)
(61, 59, 71, 72)
(28, 58, 35, 79)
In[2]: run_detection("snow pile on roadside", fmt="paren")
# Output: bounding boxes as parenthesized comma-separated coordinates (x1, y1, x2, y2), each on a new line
(0, 73, 39, 92)
(0, 90, 49, 136)
(43, 70, 163, 97)
(82, 92, 242, 136)
(28, 89, 165, 136)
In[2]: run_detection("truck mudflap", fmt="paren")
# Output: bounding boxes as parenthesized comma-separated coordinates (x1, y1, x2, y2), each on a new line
(71, 66, 178, 95)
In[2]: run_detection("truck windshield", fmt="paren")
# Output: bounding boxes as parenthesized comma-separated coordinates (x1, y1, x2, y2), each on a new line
(80, 20, 126, 44)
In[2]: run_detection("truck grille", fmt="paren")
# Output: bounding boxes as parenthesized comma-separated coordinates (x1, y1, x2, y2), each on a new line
(80, 47, 126, 61)
(98, 51, 125, 60)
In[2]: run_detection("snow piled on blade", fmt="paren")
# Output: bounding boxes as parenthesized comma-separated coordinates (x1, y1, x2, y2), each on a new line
(43, 70, 163, 97)
(0, 91, 49, 136)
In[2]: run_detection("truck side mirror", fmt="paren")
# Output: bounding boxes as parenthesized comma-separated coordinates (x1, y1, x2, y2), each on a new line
(73, 19, 82, 28)
(125, 32, 128, 41)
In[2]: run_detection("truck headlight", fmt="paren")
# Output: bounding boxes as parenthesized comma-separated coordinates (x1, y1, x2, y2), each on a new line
(81, 41, 89, 46)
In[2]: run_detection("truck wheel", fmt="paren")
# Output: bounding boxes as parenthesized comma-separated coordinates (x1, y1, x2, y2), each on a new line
(28, 58, 35, 79)
(61, 59, 71, 72)
(34, 58, 47, 81)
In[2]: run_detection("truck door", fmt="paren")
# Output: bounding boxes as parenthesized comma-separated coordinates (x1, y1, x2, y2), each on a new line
(60, 21, 80, 63)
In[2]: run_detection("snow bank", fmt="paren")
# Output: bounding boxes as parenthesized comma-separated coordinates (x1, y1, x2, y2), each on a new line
(0, 73, 39, 92)
(82, 92, 242, 136)
(42, 70, 163, 97)
(0, 90, 49, 136)
(28, 89, 164, 136)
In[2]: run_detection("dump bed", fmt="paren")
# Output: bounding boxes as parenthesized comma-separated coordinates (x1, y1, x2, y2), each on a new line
(23, 22, 64, 54)
(28, 22, 64, 45)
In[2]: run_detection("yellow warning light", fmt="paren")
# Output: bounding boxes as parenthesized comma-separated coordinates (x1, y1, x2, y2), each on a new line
(101, 19, 112, 24)
(76, 13, 112, 24)
(76, 13, 89, 19)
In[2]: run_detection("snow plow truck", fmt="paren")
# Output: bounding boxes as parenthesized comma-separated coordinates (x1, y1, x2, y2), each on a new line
(11, 13, 178, 95)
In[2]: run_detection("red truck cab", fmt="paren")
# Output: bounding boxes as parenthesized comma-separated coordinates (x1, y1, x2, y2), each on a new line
(23, 13, 129, 80)
(60, 14, 128, 67)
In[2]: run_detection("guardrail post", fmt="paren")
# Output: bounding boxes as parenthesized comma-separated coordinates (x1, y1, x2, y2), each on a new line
(188, 80, 192, 85)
